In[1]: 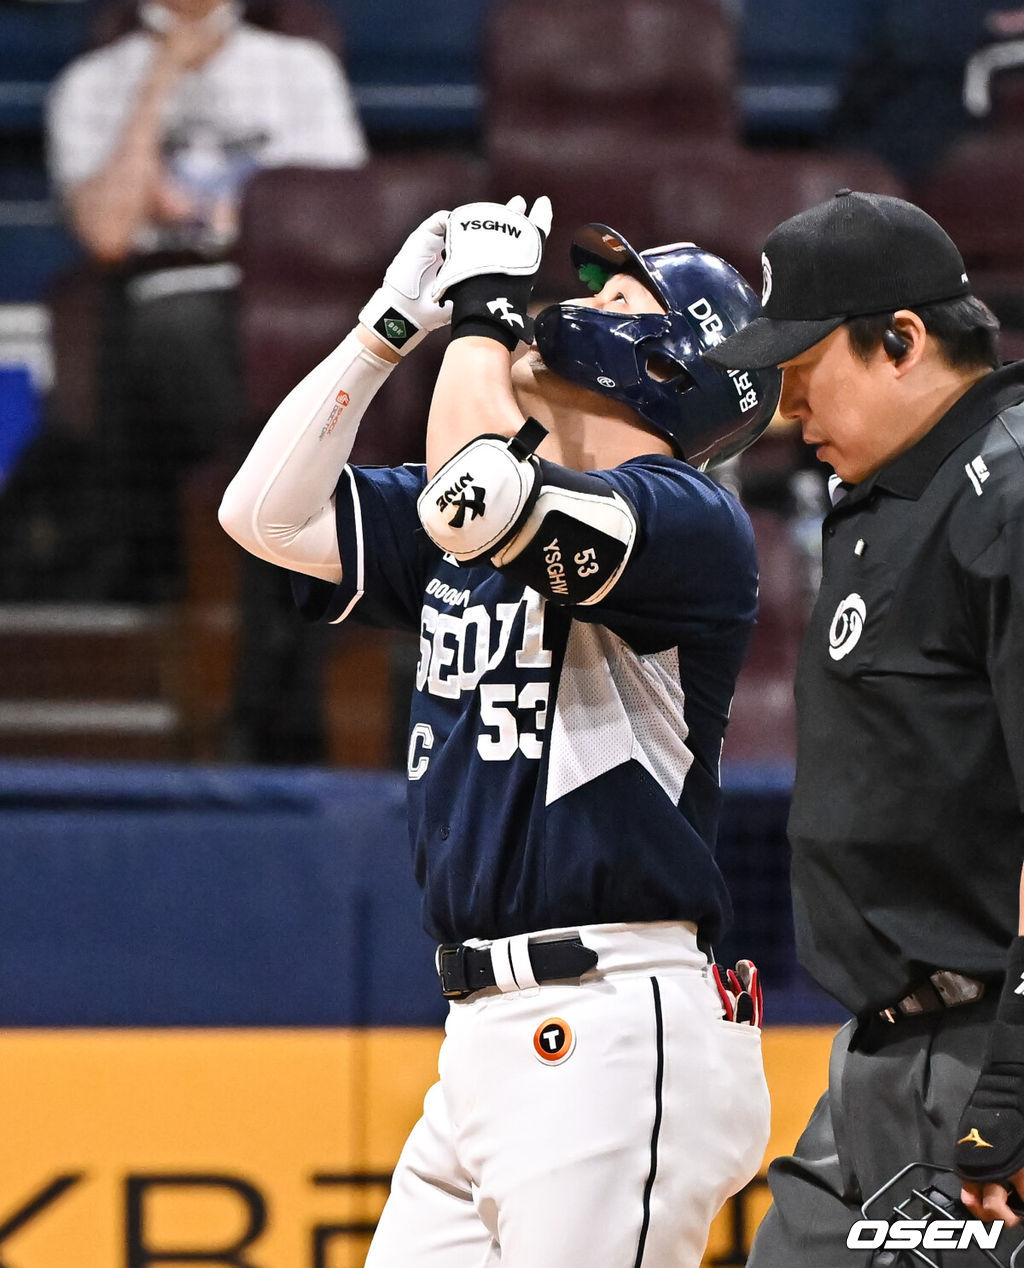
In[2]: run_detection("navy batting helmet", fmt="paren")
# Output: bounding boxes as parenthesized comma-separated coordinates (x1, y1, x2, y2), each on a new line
(533, 224, 782, 468)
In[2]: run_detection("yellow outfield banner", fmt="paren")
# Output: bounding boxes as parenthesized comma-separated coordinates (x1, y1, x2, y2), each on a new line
(0, 1029, 438, 1268)
(0, 1025, 835, 1267)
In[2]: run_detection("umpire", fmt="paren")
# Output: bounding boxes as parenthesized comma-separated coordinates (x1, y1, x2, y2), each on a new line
(705, 190, 1024, 1261)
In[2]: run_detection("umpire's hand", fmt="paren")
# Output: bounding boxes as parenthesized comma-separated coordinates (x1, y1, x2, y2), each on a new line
(960, 1173, 1024, 1225)
(955, 936, 1024, 1223)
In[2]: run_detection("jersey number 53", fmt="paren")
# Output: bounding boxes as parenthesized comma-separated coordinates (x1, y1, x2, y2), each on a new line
(409, 590, 551, 777)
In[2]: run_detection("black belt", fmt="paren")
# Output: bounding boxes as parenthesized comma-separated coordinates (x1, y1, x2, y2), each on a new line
(437, 936, 599, 1000)
(879, 970, 986, 1023)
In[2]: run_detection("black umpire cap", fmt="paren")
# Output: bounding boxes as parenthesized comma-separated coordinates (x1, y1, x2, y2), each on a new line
(702, 189, 972, 371)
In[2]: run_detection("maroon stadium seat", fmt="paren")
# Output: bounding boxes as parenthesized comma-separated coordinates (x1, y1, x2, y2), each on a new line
(237, 154, 488, 464)
(483, 0, 738, 149)
(650, 142, 908, 289)
(485, 124, 710, 301)
(989, 64, 1024, 130)
(914, 131, 1024, 301)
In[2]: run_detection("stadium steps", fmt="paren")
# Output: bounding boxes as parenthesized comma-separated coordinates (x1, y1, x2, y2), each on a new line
(0, 602, 187, 760)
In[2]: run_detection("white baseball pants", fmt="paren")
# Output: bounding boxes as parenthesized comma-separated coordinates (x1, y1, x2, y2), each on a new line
(364, 921, 771, 1268)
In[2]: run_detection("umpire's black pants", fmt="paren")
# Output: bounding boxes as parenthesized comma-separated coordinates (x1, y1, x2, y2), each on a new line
(748, 993, 1024, 1267)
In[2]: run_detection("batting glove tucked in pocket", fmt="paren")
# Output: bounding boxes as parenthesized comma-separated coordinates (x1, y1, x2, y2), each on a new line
(713, 959, 763, 1027)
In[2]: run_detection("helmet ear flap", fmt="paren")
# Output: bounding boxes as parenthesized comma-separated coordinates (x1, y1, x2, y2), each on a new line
(643, 349, 695, 391)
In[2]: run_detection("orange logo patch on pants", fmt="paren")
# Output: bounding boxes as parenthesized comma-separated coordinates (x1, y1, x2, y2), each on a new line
(533, 1018, 575, 1065)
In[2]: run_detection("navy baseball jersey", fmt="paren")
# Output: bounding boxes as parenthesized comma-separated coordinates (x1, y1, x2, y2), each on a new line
(294, 453, 758, 945)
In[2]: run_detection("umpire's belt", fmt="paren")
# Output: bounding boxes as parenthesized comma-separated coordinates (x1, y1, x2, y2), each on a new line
(879, 970, 986, 1023)
(437, 936, 598, 1001)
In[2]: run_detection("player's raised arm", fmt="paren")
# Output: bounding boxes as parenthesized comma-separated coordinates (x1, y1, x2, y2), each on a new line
(425, 196, 551, 475)
(218, 211, 453, 580)
(418, 196, 642, 607)
(416, 203, 780, 612)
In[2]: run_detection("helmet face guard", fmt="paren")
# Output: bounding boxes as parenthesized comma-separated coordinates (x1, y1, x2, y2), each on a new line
(533, 224, 782, 468)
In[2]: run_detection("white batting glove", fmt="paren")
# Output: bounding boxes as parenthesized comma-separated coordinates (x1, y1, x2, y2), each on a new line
(359, 210, 452, 356)
(430, 195, 552, 302)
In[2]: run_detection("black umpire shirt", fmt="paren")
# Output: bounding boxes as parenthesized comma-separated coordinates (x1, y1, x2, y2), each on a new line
(788, 360, 1024, 1017)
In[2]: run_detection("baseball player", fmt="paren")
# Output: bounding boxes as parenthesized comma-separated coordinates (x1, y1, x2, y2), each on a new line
(219, 195, 780, 1266)
(704, 190, 1024, 1265)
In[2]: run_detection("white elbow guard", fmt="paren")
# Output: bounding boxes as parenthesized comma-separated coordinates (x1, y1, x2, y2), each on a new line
(417, 419, 637, 604)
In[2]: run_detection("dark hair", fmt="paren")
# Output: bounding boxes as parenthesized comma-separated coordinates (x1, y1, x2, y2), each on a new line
(846, 296, 1001, 371)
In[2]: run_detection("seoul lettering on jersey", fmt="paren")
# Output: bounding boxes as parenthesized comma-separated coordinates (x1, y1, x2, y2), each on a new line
(416, 589, 550, 700)
(411, 588, 551, 772)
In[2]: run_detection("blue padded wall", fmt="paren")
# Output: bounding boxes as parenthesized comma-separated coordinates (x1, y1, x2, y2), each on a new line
(0, 760, 846, 1027)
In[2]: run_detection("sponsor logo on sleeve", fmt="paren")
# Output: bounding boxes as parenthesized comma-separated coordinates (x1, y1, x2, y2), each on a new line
(319, 389, 351, 440)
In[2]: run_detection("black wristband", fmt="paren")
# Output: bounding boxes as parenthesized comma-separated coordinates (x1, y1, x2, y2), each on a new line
(448, 274, 535, 351)
(954, 938, 1024, 1183)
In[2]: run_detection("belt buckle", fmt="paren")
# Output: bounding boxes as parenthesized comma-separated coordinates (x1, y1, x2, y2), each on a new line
(438, 944, 471, 1000)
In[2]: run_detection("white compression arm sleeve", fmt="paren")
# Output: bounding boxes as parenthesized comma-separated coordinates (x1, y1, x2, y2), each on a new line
(218, 332, 397, 582)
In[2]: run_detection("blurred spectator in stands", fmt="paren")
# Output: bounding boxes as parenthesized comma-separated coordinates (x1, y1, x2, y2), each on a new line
(44, 0, 367, 762)
(828, 0, 1024, 182)
(46, 0, 366, 603)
